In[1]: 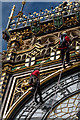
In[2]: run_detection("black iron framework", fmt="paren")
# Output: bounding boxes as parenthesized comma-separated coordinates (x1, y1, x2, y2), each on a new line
(14, 72, 80, 120)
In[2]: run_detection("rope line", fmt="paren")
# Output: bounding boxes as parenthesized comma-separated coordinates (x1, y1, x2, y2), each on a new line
(51, 49, 69, 107)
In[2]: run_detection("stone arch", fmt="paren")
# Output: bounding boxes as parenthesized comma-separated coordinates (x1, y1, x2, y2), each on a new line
(22, 54, 26, 60)
(71, 30, 79, 37)
(40, 35, 59, 46)
(42, 49, 46, 55)
(16, 56, 21, 61)
(46, 48, 51, 54)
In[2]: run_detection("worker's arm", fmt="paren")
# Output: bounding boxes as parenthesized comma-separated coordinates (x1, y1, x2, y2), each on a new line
(38, 74, 40, 80)
(65, 36, 72, 44)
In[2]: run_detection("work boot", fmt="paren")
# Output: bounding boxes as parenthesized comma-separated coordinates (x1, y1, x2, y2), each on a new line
(63, 61, 65, 69)
(40, 100, 44, 104)
(35, 100, 39, 105)
(68, 62, 72, 66)
(36, 101, 39, 105)
(63, 64, 66, 69)
(63, 65, 66, 69)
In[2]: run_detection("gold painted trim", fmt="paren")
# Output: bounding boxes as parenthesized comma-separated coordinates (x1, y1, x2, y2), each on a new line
(2, 54, 80, 74)
(8, 26, 80, 54)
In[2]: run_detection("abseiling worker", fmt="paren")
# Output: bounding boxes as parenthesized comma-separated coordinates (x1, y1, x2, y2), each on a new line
(29, 67, 43, 104)
(58, 32, 72, 68)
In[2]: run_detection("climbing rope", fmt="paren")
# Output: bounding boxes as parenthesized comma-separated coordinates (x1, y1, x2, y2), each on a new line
(51, 39, 78, 106)
(51, 49, 69, 107)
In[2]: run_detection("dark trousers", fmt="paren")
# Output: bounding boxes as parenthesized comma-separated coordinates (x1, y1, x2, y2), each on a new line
(33, 84, 42, 103)
(61, 49, 70, 67)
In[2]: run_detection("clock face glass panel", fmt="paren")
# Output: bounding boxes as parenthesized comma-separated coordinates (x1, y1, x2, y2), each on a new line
(47, 93, 80, 120)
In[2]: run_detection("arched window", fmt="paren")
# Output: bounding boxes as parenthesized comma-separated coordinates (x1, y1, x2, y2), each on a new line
(22, 55, 26, 60)
(42, 49, 46, 55)
(16, 56, 21, 61)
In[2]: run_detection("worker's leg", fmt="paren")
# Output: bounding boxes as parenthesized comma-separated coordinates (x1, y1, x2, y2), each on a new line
(33, 86, 39, 104)
(61, 49, 65, 68)
(66, 50, 70, 64)
(38, 86, 43, 103)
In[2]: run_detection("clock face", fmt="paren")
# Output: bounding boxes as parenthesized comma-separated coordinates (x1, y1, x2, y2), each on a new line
(15, 72, 80, 120)
(47, 93, 80, 120)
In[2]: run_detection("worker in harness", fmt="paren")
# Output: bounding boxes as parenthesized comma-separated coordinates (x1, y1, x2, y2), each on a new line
(29, 67, 43, 104)
(58, 32, 72, 68)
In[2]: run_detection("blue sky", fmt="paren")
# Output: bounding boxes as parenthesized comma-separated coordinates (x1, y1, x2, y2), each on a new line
(2, 2, 62, 51)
